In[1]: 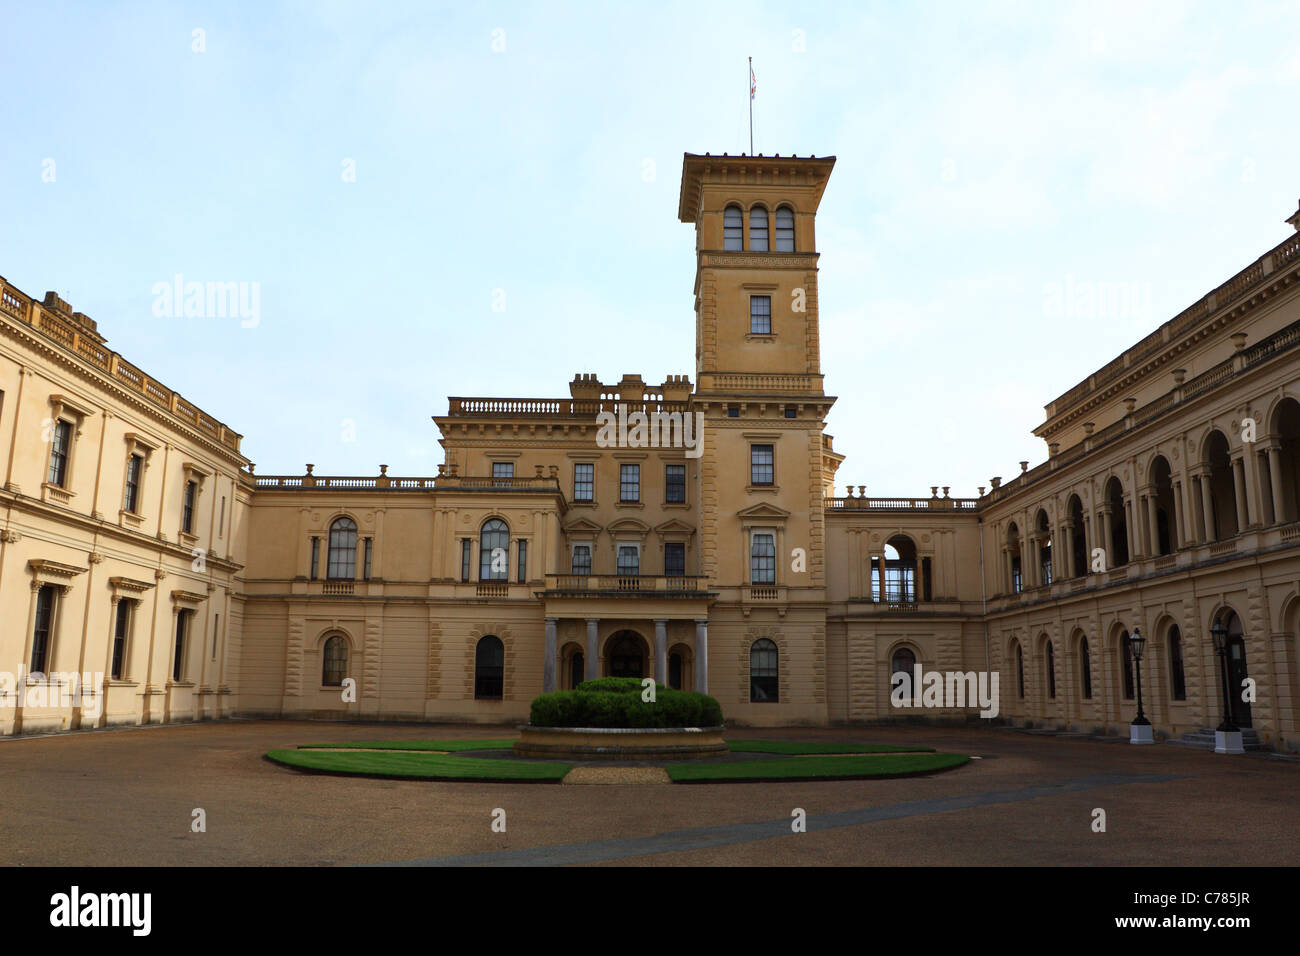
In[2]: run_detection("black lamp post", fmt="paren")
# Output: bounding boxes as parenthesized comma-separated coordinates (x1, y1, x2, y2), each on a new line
(1210, 620, 1238, 734)
(1129, 628, 1149, 728)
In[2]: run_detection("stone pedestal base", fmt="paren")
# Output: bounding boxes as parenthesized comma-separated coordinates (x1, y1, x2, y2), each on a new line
(1129, 723, 1154, 745)
(1214, 730, 1244, 754)
(513, 725, 727, 760)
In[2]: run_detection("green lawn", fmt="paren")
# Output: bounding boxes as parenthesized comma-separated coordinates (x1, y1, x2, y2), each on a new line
(724, 740, 935, 755)
(667, 752, 970, 783)
(266, 748, 570, 782)
(296, 739, 515, 752)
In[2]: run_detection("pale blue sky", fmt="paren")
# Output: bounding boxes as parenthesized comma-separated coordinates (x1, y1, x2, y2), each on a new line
(3, 1, 1299, 495)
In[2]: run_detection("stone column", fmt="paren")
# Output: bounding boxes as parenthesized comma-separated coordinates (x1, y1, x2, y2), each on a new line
(1265, 441, 1286, 524)
(1063, 522, 1075, 577)
(585, 618, 599, 681)
(1231, 456, 1249, 533)
(1198, 472, 1216, 542)
(1143, 489, 1159, 556)
(653, 618, 668, 685)
(694, 619, 709, 693)
(1101, 506, 1114, 565)
(1172, 481, 1186, 549)
(543, 617, 557, 693)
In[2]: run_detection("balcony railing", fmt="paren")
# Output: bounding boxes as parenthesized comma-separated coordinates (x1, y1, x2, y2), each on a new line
(0, 277, 244, 452)
(826, 496, 980, 511)
(445, 397, 691, 419)
(542, 574, 710, 595)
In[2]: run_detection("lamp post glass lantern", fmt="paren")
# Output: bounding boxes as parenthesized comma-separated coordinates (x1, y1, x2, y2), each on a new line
(1210, 620, 1238, 734)
(1128, 627, 1152, 743)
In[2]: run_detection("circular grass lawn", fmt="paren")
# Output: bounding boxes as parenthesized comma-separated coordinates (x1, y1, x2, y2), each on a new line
(266, 738, 970, 784)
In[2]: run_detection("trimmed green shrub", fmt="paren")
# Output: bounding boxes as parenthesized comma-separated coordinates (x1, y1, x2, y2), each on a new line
(528, 684, 724, 728)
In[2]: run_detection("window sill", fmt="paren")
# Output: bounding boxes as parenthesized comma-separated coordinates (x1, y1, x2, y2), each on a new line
(105, 679, 138, 687)
(41, 482, 74, 505)
(119, 509, 145, 529)
(745, 333, 776, 343)
(178, 531, 199, 549)
(166, 681, 197, 689)
(662, 501, 690, 509)
(569, 499, 597, 508)
(746, 484, 779, 494)
(616, 500, 644, 509)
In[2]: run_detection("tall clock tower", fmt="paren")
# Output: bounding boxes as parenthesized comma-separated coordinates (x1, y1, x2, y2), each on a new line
(678, 152, 839, 723)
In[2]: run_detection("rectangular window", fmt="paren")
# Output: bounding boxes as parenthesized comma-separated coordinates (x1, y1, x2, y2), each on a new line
(664, 542, 686, 577)
(48, 420, 72, 486)
(1011, 557, 1022, 595)
(363, 538, 372, 580)
(749, 295, 772, 335)
(573, 462, 594, 502)
(751, 533, 776, 584)
(750, 445, 774, 486)
(182, 480, 197, 534)
(30, 585, 56, 673)
(492, 462, 514, 479)
(309, 537, 320, 580)
(112, 599, 131, 679)
(212, 613, 219, 661)
(517, 539, 528, 583)
(173, 610, 188, 682)
(219, 495, 226, 536)
(619, 464, 639, 502)
(665, 464, 686, 503)
(616, 545, 640, 576)
(572, 544, 592, 576)
(460, 539, 471, 582)
(784, 406, 796, 419)
(123, 455, 143, 513)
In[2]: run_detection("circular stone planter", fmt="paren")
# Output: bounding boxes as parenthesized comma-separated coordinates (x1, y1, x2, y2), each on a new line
(513, 725, 728, 760)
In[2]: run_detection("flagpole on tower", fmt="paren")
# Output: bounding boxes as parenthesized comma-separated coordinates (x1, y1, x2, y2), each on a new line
(748, 57, 754, 155)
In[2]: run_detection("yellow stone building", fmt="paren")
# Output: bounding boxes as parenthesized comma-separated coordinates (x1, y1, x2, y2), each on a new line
(2, 152, 1299, 750)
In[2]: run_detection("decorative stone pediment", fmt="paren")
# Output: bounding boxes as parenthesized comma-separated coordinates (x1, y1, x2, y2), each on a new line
(654, 519, 696, 535)
(109, 576, 156, 601)
(28, 559, 87, 585)
(736, 502, 791, 520)
(563, 517, 603, 535)
(607, 517, 651, 536)
(170, 589, 207, 607)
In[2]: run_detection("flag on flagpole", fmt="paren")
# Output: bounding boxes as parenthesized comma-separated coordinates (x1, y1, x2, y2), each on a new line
(750, 63, 756, 100)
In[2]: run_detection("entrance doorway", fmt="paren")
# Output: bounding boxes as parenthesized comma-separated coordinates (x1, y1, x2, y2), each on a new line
(1223, 611, 1252, 728)
(606, 630, 648, 678)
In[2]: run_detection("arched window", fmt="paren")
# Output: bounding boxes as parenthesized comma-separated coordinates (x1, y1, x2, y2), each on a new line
(327, 517, 357, 579)
(723, 205, 744, 250)
(750, 638, 778, 702)
(1151, 456, 1175, 554)
(1119, 628, 1135, 700)
(1036, 510, 1052, 586)
(1204, 430, 1238, 540)
(774, 206, 795, 251)
(322, 635, 348, 686)
(1068, 495, 1087, 577)
(881, 535, 918, 603)
(1007, 523, 1022, 594)
(479, 519, 509, 581)
(1269, 398, 1300, 524)
(1105, 477, 1129, 566)
(474, 635, 504, 699)
(1168, 624, 1186, 701)
(891, 646, 917, 704)
(749, 206, 769, 251)
(1014, 641, 1025, 698)
(1078, 635, 1092, 699)
(1044, 640, 1056, 699)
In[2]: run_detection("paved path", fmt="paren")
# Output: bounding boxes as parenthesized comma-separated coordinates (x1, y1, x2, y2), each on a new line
(0, 720, 1294, 866)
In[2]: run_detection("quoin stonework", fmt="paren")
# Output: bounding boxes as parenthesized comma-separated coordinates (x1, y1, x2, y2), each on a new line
(3, 153, 1300, 750)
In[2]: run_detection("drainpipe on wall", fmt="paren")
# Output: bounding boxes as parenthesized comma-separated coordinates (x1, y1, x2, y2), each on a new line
(978, 516, 990, 679)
